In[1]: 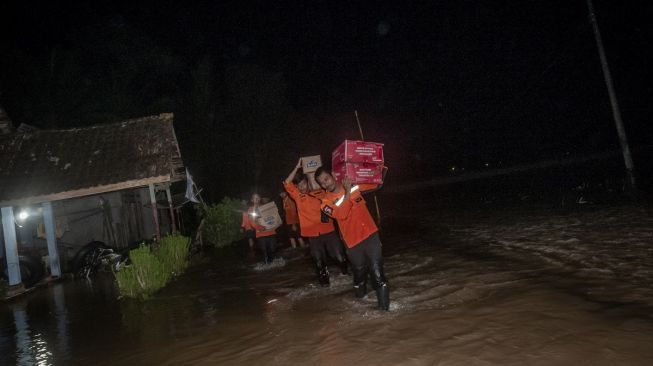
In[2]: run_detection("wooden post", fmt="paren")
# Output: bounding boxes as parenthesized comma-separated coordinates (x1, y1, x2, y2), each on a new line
(176, 208, 184, 234)
(1, 206, 22, 286)
(354, 110, 383, 226)
(586, 0, 637, 191)
(148, 184, 161, 242)
(354, 110, 365, 140)
(165, 185, 177, 233)
(42, 201, 61, 277)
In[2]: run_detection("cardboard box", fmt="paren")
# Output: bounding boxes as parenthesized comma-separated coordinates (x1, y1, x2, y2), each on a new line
(332, 140, 384, 165)
(332, 162, 384, 185)
(301, 155, 322, 173)
(256, 202, 282, 230)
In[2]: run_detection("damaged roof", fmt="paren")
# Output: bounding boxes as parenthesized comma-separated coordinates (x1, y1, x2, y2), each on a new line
(0, 113, 185, 206)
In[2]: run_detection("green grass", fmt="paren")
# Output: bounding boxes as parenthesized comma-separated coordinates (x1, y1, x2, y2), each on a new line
(157, 234, 191, 276)
(114, 234, 190, 300)
(115, 245, 171, 300)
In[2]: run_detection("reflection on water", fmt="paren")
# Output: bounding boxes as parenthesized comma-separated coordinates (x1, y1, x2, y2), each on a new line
(2, 203, 653, 365)
(2, 283, 69, 366)
(53, 285, 69, 360)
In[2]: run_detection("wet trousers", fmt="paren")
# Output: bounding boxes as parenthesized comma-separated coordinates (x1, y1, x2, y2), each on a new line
(346, 232, 390, 310)
(308, 231, 349, 285)
(256, 235, 276, 264)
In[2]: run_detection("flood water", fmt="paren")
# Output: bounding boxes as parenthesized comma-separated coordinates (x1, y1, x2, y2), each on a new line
(2, 197, 653, 365)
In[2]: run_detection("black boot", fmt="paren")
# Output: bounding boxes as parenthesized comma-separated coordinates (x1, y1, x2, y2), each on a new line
(376, 283, 390, 311)
(353, 281, 367, 298)
(338, 260, 349, 275)
(318, 267, 330, 287)
(352, 266, 367, 298)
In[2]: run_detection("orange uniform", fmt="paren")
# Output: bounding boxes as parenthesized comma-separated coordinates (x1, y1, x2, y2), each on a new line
(246, 206, 276, 238)
(283, 181, 335, 237)
(282, 196, 299, 225)
(241, 211, 254, 231)
(320, 184, 378, 248)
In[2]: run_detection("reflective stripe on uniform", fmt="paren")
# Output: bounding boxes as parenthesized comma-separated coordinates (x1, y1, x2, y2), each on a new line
(335, 185, 360, 207)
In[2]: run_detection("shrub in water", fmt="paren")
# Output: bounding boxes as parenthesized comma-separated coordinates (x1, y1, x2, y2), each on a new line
(115, 245, 171, 300)
(157, 234, 190, 276)
(202, 197, 242, 247)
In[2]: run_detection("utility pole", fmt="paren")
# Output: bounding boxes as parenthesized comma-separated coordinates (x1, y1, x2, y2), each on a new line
(586, 0, 637, 192)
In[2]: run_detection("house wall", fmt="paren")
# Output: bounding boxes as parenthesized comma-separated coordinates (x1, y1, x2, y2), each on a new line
(1, 186, 174, 266)
(59, 192, 120, 247)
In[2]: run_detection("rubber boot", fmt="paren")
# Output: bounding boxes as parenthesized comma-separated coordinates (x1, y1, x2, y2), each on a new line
(353, 281, 367, 298)
(318, 266, 330, 287)
(352, 266, 367, 298)
(338, 260, 349, 275)
(375, 283, 390, 311)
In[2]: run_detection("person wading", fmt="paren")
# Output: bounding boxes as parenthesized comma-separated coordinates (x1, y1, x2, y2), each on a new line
(241, 199, 256, 249)
(247, 193, 277, 264)
(315, 166, 390, 311)
(284, 158, 348, 286)
(279, 191, 305, 249)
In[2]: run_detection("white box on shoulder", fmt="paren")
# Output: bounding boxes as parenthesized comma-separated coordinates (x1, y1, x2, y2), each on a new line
(301, 155, 322, 173)
(256, 201, 282, 230)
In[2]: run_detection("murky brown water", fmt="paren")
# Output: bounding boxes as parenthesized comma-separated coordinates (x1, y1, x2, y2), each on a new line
(3, 201, 653, 365)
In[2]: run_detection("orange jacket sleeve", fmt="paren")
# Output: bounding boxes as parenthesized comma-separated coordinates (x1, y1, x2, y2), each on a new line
(321, 196, 352, 220)
(283, 181, 300, 200)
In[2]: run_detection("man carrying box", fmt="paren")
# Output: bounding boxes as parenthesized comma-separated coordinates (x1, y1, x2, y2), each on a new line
(246, 193, 279, 265)
(284, 158, 349, 287)
(315, 166, 390, 311)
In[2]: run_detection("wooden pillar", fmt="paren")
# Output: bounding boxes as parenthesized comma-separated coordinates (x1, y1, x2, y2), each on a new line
(165, 185, 177, 233)
(1, 206, 22, 286)
(42, 201, 61, 277)
(177, 208, 184, 233)
(148, 184, 161, 242)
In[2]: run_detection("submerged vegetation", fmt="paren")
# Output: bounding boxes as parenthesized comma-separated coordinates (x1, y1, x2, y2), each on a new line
(115, 234, 190, 300)
(156, 234, 191, 276)
(201, 197, 242, 248)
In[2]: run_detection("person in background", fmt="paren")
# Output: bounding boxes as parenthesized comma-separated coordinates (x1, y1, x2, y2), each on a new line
(315, 166, 389, 311)
(284, 158, 348, 287)
(279, 191, 305, 249)
(241, 199, 256, 248)
(247, 193, 277, 264)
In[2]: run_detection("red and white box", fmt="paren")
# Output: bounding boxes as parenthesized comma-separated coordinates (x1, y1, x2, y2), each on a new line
(332, 162, 384, 184)
(332, 140, 384, 165)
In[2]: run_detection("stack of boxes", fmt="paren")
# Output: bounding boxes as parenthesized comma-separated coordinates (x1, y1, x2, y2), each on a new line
(331, 140, 385, 184)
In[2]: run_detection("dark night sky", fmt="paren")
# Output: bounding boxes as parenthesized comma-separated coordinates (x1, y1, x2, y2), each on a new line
(1, 0, 652, 200)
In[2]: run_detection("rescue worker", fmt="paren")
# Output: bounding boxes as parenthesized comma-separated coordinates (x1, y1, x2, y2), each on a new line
(315, 166, 389, 311)
(284, 158, 348, 286)
(246, 193, 277, 264)
(279, 191, 305, 248)
(241, 199, 256, 248)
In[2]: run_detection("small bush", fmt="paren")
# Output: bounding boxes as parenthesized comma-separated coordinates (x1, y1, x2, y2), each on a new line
(157, 234, 190, 276)
(115, 245, 171, 300)
(202, 197, 242, 247)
